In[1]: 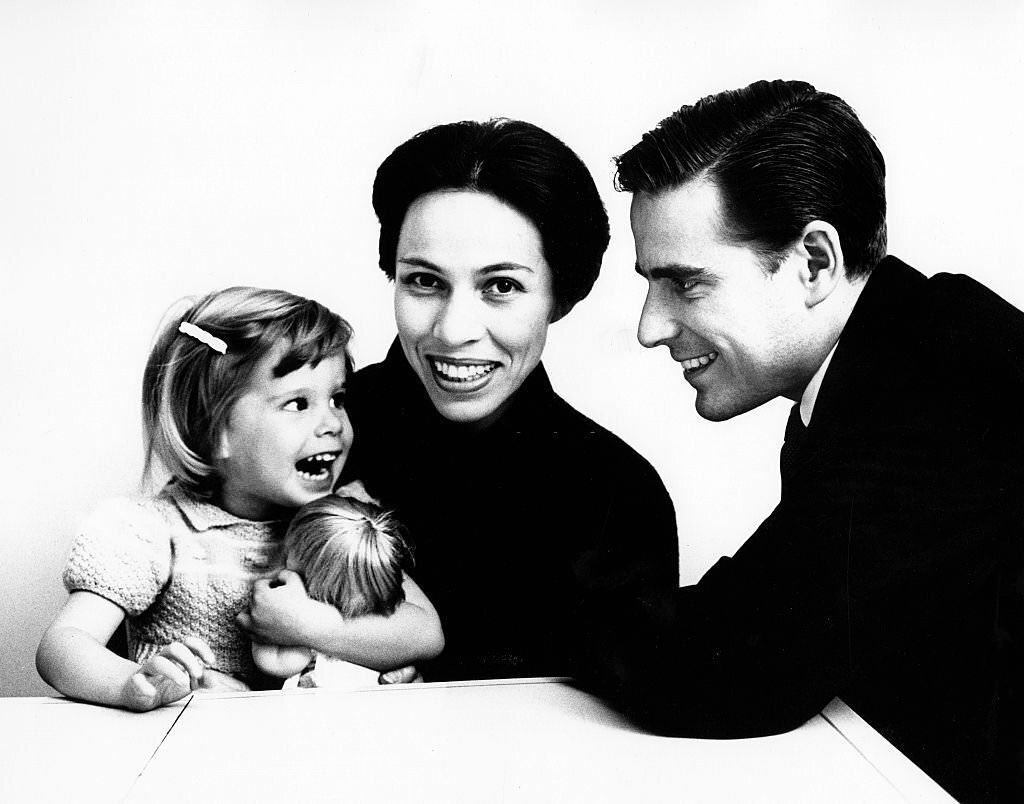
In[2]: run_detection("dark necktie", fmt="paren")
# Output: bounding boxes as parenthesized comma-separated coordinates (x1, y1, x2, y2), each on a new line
(779, 403, 807, 483)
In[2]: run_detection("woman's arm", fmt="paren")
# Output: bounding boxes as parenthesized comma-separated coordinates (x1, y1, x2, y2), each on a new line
(237, 571, 444, 671)
(36, 590, 211, 711)
(251, 641, 314, 678)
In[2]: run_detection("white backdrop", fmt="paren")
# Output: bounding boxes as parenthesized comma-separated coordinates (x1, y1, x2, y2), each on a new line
(2, 0, 1022, 696)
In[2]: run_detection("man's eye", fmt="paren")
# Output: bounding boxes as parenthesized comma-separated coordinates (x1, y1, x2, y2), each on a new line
(283, 398, 308, 412)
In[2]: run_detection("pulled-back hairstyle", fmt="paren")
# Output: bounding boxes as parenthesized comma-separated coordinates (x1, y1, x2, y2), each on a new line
(615, 79, 887, 278)
(372, 118, 611, 320)
(142, 287, 353, 497)
(285, 495, 412, 618)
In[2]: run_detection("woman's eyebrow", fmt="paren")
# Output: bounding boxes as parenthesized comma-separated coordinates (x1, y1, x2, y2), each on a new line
(397, 257, 535, 274)
(479, 262, 535, 275)
(396, 257, 441, 270)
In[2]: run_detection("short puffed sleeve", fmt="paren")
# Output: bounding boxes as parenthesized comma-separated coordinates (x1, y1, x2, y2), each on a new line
(62, 498, 173, 616)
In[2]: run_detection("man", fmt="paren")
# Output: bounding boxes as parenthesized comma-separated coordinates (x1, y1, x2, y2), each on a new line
(579, 80, 1024, 802)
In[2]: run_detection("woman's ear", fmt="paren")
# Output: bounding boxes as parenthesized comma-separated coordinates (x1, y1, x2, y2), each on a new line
(548, 298, 570, 324)
(796, 220, 845, 307)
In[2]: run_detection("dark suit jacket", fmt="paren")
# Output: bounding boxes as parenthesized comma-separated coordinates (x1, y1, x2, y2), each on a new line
(579, 257, 1024, 802)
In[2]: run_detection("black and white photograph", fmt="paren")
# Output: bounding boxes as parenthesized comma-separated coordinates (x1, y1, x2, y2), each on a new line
(2, 1, 1022, 801)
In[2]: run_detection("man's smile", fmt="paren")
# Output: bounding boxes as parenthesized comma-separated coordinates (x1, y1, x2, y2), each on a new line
(675, 350, 718, 374)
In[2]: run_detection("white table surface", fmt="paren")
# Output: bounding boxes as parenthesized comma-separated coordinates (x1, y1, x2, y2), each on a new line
(114, 678, 955, 804)
(0, 694, 185, 803)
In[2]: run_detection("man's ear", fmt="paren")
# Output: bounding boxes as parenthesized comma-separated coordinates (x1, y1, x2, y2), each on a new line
(796, 220, 845, 307)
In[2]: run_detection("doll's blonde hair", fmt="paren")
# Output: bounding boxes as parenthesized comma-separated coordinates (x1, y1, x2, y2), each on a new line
(286, 495, 412, 617)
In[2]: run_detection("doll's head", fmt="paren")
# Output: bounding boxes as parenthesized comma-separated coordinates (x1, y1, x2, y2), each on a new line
(141, 287, 353, 510)
(285, 495, 412, 617)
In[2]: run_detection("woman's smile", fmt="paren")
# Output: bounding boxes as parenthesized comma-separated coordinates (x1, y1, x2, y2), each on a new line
(428, 356, 499, 391)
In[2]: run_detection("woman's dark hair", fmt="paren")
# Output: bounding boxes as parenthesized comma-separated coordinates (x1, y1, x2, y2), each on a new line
(372, 119, 610, 319)
(615, 79, 886, 279)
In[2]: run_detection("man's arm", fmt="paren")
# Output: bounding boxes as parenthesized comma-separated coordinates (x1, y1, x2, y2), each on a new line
(576, 403, 1015, 737)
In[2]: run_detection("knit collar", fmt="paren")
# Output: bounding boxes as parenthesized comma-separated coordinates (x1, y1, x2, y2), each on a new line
(164, 482, 287, 531)
(380, 338, 557, 437)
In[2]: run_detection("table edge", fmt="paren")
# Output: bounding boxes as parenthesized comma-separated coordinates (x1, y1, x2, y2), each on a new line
(821, 698, 956, 803)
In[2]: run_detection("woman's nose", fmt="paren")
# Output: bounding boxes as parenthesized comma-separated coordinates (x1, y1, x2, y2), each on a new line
(637, 286, 680, 348)
(432, 290, 485, 346)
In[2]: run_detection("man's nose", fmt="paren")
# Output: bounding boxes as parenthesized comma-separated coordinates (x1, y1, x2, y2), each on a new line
(433, 290, 485, 346)
(637, 286, 680, 348)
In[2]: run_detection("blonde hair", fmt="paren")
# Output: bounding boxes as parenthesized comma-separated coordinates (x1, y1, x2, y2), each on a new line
(286, 495, 412, 617)
(141, 286, 353, 497)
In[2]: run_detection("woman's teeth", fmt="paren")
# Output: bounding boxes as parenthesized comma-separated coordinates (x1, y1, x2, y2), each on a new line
(681, 352, 717, 371)
(433, 360, 495, 382)
(295, 452, 338, 480)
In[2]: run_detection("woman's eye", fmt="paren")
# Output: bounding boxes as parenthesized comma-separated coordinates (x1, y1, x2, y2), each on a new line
(404, 272, 443, 291)
(486, 278, 521, 295)
(283, 397, 308, 412)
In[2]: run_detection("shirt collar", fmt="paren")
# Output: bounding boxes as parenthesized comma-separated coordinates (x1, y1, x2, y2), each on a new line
(798, 341, 839, 427)
(165, 482, 285, 531)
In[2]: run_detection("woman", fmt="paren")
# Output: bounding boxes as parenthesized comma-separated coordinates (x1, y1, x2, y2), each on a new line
(243, 119, 678, 681)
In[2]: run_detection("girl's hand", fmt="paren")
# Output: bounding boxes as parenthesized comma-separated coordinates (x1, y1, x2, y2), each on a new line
(122, 636, 214, 712)
(237, 569, 330, 646)
(197, 668, 251, 692)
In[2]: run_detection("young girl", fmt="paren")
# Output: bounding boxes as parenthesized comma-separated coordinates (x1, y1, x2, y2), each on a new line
(252, 494, 414, 688)
(36, 287, 444, 711)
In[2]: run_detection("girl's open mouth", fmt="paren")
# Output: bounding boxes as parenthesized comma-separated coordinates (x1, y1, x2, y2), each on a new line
(295, 452, 339, 482)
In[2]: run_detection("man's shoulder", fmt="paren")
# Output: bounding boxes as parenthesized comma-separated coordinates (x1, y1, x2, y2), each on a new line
(875, 256, 1023, 329)
(850, 257, 1024, 363)
(925, 270, 1024, 333)
(821, 258, 1024, 436)
(917, 270, 1024, 383)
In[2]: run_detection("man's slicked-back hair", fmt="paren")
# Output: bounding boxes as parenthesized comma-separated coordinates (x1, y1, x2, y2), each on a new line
(615, 79, 887, 278)
(373, 118, 611, 319)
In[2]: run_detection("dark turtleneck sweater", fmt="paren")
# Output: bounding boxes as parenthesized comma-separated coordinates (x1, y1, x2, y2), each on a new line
(339, 340, 679, 681)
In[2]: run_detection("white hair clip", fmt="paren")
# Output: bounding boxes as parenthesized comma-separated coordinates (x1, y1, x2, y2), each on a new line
(178, 321, 228, 354)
